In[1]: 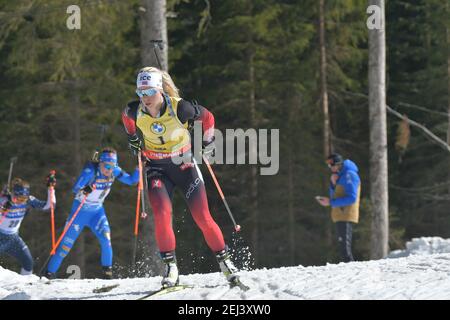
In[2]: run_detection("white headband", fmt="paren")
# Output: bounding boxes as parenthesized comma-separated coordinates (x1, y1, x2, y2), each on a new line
(136, 71, 163, 89)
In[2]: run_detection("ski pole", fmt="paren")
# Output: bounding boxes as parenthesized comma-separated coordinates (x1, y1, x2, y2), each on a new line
(131, 184, 141, 266)
(50, 190, 56, 248)
(8, 157, 17, 191)
(0, 157, 18, 225)
(48, 170, 56, 249)
(150, 40, 164, 70)
(202, 156, 241, 232)
(131, 152, 145, 265)
(39, 188, 92, 276)
(6, 156, 18, 193)
(139, 153, 148, 219)
(50, 187, 93, 255)
(0, 208, 7, 225)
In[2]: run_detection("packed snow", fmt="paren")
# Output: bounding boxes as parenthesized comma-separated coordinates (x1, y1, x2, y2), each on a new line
(2, 237, 450, 300)
(388, 237, 450, 258)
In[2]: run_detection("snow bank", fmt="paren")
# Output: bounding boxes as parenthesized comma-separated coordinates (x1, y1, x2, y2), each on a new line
(388, 237, 450, 258)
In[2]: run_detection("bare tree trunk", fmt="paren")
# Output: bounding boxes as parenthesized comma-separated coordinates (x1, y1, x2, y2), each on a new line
(287, 146, 295, 266)
(319, 0, 333, 250)
(287, 126, 297, 266)
(140, 0, 168, 71)
(138, 0, 166, 275)
(238, 0, 259, 267)
(319, 0, 332, 157)
(368, 0, 389, 259)
(446, 7, 450, 195)
(287, 93, 301, 266)
(73, 92, 85, 278)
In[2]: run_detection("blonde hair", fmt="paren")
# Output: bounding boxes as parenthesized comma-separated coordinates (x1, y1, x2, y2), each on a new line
(138, 67, 180, 98)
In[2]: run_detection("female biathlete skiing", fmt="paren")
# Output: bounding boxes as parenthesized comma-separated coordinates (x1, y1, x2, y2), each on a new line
(122, 67, 240, 288)
(44, 148, 139, 279)
(0, 176, 56, 275)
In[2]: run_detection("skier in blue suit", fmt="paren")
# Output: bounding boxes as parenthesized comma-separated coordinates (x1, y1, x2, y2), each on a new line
(45, 147, 139, 279)
(0, 176, 56, 275)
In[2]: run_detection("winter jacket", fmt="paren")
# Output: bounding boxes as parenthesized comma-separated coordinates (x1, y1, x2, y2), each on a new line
(329, 159, 361, 223)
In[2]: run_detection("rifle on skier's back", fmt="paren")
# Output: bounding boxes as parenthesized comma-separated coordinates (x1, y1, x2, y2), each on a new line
(2, 156, 18, 196)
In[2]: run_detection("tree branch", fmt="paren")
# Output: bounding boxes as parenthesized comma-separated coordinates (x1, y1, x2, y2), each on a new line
(386, 105, 450, 153)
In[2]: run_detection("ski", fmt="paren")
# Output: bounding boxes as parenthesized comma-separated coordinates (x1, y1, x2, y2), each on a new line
(137, 284, 194, 300)
(92, 283, 120, 293)
(229, 277, 250, 291)
(136, 278, 249, 300)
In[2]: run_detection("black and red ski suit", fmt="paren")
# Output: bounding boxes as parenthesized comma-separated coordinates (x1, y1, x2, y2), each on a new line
(122, 98, 226, 255)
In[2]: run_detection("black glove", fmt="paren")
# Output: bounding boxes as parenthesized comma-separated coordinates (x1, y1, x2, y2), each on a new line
(1, 185, 9, 195)
(128, 134, 142, 156)
(46, 172, 57, 188)
(202, 138, 216, 161)
(0, 199, 12, 212)
(82, 185, 93, 195)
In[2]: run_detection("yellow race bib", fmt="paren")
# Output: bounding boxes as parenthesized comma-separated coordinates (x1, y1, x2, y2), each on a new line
(136, 96, 191, 159)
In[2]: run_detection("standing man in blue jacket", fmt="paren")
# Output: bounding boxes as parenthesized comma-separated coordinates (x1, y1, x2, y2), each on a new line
(316, 153, 361, 262)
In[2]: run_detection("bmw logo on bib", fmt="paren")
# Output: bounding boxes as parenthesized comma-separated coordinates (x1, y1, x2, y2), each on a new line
(151, 122, 166, 135)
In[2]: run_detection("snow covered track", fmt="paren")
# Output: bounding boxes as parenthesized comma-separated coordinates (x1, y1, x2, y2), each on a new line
(2, 253, 450, 300)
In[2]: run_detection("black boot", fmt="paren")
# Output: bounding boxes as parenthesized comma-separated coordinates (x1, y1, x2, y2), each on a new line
(216, 247, 239, 283)
(160, 251, 179, 288)
(101, 266, 113, 280)
(44, 271, 56, 280)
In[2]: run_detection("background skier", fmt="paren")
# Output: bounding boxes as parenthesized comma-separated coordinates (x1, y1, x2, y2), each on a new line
(0, 176, 56, 275)
(44, 147, 139, 279)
